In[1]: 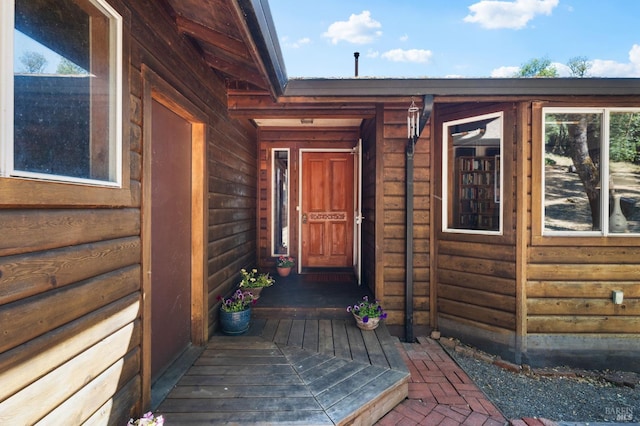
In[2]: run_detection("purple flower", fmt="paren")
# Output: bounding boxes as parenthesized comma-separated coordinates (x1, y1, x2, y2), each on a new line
(362, 315, 369, 323)
(346, 306, 352, 312)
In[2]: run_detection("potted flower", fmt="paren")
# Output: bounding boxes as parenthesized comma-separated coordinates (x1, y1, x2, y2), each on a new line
(238, 268, 274, 297)
(276, 255, 295, 277)
(217, 289, 257, 335)
(346, 296, 387, 330)
(127, 412, 164, 425)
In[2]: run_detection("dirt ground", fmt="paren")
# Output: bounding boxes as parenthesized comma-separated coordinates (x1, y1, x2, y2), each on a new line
(544, 154, 640, 233)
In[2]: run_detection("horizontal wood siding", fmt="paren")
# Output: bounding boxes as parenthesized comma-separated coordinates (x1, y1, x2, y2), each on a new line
(362, 116, 377, 293)
(0, 1, 259, 423)
(437, 242, 517, 331)
(527, 247, 640, 333)
(434, 103, 518, 334)
(527, 99, 640, 337)
(382, 104, 430, 328)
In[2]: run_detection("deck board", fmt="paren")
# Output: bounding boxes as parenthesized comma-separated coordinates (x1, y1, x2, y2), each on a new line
(274, 318, 293, 344)
(157, 320, 409, 425)
(303, 319, 319, 351)
(331, 320, 352, 359)
(345, 323, 370, 364)
(288, 319, 306, 347)
(318, 319, 334, 354)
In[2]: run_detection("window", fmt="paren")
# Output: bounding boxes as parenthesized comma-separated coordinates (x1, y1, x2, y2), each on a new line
(1, 0, 123, 186)
(543, 108, 640, 235)
(272, 149, 290, 256)
(443, 112, 503, 234)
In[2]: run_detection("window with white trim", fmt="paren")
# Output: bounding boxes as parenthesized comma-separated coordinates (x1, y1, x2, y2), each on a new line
(272, 149, 290, 256)
(1, 0, 123, 186)
(543, 108, 640, 235)
(443, 112, 503, 234)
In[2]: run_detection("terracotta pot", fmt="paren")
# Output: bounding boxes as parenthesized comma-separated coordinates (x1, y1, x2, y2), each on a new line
(246, 287, 263, 298)
(219, 307, 251, 335)
(277, 266, 292, 277)
(353, 313, 380, 331)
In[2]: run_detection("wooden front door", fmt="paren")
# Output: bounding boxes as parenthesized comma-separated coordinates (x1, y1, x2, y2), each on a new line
(150, 100, 192, 380)
(301, 152, 354, 268)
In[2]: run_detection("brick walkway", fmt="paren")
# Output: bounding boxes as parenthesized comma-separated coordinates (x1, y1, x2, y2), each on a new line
(377, 336, 507, 426)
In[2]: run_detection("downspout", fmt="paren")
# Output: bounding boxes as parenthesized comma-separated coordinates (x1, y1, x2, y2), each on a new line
(405, 95, 433, 343)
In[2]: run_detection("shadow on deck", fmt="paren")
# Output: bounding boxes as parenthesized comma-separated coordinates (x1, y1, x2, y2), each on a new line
(155, 271, 409, 425)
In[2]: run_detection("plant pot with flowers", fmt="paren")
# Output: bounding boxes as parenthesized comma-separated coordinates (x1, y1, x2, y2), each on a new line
(346, 296, 387, 331)
(217, 288, 258, 335)
(238, 268, 274, 298)
(276, 255, 295, 277)
(128, 411, 164, 425)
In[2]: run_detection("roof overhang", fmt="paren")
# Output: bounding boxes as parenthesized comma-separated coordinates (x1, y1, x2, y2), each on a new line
(163, 1, 640, 127)
(163, 0, 287, 98)
(282, 77, 640, 97)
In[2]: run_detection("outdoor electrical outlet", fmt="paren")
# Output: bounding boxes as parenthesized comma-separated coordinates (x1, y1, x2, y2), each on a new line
(612, 290, 624, 305)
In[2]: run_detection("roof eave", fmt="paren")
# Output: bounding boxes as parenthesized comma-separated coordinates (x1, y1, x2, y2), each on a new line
(235, 0, 288, 97)
(282, 77, 640, 97)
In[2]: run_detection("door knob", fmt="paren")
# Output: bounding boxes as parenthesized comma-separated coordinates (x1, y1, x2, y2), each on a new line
(302, 213, 307, 224)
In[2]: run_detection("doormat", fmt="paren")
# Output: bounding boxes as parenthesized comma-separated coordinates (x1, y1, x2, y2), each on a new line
(303, 273, 355, 282)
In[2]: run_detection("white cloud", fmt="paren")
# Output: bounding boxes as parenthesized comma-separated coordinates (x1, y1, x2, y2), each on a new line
(553, 62, 571, 77)
(366, 49, 380, 59)
(322, 11, 382, 45)
(490, 65, 520, 77)
(281, 36, 311, 49)
(464, 0, 559, 30)
(490, 45, 640, 78)
(400, 34, 409, 42)
(590, 60, 637, 77)
(381, 49, 432, 63)
(291, 37, 311, 48)
(584, 44, 640, 77)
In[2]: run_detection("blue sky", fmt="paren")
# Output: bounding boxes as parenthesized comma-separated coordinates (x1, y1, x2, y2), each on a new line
(268, 0, 640, 78)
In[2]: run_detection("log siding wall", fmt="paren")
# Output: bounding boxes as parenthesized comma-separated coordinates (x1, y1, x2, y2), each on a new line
(524, 99, 640, 369)
(431, 102, 519, 359)
(430, 99, 639, 370)
(381, 104, 431, 332)
(361, 115, 377, 294)
(0, 0, 259, 423)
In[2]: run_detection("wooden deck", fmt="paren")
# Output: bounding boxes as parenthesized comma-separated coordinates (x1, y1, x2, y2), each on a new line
(156, 318, 410, 425)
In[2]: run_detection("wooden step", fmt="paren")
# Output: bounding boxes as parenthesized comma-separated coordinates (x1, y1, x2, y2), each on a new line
(156, 321, 410, 425)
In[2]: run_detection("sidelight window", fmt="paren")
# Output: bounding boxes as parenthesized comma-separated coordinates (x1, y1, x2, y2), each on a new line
(272, 149, 290, 256)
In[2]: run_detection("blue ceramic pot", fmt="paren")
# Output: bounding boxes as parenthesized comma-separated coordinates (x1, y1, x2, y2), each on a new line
(220, 307, 251, 335)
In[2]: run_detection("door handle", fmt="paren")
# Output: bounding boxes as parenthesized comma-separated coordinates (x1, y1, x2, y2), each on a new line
(302, 213, 307, 224)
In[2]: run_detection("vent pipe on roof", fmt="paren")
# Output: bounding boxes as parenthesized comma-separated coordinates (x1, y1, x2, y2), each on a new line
(354, 52, 360, 77)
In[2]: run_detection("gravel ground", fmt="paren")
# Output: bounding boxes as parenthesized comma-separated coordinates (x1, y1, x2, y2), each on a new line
(443, 346, 639, 424)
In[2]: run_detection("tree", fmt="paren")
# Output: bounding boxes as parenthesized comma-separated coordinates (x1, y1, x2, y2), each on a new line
(567, 56, 592, 77)
(514, 57, 558, 77)
(56, 58, 86, 75)
(566, 116, 600, 228)
(19, 51, 47, 74)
